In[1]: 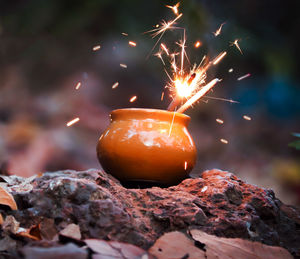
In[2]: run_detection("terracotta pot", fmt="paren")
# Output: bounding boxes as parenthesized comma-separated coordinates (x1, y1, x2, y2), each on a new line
(97, 108, 197, 185)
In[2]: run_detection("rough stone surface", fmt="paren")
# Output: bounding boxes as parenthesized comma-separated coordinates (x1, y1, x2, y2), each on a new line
(0, 169, 299, 258)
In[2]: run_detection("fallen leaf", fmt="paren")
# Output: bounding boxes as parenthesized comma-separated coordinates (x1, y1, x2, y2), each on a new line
(16, 224, 42, 241)
(59, 223, 81, 240)
(109, 241, 150, 258)
(0, 186, 18, 210)
(148, 231, 205, 259)
(85, 239, 122, 257)
(189, 229, 293, 259)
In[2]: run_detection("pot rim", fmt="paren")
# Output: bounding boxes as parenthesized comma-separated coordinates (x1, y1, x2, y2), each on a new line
(110, 108, 190, 124)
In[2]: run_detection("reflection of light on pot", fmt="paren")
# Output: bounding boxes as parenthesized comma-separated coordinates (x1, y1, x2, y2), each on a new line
(97, 108, 196, 185)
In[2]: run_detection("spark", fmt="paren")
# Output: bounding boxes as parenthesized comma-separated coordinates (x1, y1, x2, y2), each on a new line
(230, 39, 243, 54)
(145, 13, 182, 58)
(75, 82, 81, 90)
(213, 22, 226, 37)
(121, 32, 128, 36)
(166, 2, 180, 16)
(204, 96, 239, 103)
(176, 30, 187, 74)
(212, 51, 227, 65)
(129, 41, 137, 47)
(201, 186, 208, 192)
(120, 63, 127, 68)
(161, 92, 165, 101)
(237, 73, 251, 81)
(129, 96, 137, 102)
(216, 118, 224, 124)
(92, 45, 101, 51)
(184, 161, 187, 170)
(146, 13, 182, 39)
(160, 43, 169, 55)
(66, 117, 80, 127)
(168, 110, 176, 136)
(220, 138, 228, 144)
(112, 82, 119, 89)
(228, 68, 233, 73)
(243, 115, 251, 121)
(154, 51, 165, 65)
(194, 41, 201, 48)
(177, 78, 220, 113)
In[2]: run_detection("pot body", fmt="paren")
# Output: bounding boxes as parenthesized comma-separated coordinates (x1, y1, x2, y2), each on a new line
(97, 108, 197, 185)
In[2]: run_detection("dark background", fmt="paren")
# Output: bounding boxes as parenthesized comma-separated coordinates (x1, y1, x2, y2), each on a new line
(0, 0, 299, 204)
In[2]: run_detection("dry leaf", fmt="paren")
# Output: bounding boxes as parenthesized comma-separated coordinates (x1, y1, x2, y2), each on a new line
(189, 229, 293, 259)
(59, 223, 81, 240)
(149, 231, 205, 259)
(85, 239, 152, 259)
(16, 224, 42, 241)
(85, 239, 122, 257)
(0, 186, 18, 210)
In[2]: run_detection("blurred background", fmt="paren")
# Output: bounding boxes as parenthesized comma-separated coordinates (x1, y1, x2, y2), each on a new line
(0, 0, 299, 204)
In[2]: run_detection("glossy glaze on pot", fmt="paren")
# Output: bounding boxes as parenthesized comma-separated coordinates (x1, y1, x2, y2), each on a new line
(97, 108, 197, 185)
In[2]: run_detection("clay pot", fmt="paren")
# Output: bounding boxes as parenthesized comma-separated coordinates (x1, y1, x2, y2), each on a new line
(97, 108, 197, 185)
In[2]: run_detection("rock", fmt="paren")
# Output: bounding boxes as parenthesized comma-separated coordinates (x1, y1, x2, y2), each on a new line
(0, 168, 299, 258)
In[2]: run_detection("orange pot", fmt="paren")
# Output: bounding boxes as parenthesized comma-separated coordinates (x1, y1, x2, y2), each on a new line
(97, 108, 197, 185)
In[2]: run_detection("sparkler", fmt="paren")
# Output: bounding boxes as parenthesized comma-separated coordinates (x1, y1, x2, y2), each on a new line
(177, 79, 220, 113)
(66, 117, 80, 127)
